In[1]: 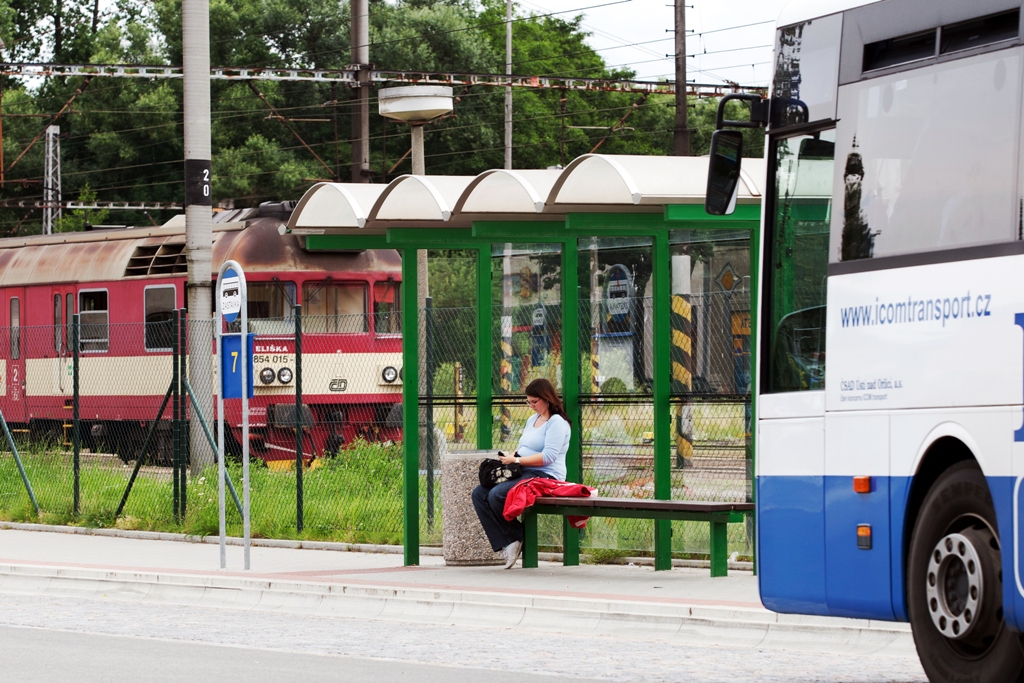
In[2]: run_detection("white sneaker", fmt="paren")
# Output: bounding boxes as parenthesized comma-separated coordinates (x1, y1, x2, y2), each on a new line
(503, 541, 522, 569)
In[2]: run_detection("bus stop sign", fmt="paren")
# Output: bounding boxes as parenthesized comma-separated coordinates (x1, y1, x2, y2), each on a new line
(221, 268, 242, 323)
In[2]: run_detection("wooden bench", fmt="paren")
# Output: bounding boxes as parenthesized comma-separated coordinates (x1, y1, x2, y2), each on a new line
(522, 497, 754, 577)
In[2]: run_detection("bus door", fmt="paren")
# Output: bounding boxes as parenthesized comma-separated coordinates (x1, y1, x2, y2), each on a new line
(823, 414, 893, 620)
(4, 289, 26, 422)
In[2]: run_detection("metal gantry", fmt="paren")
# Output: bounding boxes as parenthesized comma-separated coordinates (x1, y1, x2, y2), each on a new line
(0, 62, 766, 97)
(42, 125, 60, 234)
(0, 199, 182, 211)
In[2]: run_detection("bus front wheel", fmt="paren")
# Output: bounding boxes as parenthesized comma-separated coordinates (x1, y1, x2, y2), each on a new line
(908, 461, 1024, 682)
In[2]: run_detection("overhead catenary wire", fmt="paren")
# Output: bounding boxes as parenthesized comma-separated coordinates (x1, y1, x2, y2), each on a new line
(6, 88, 737, 196)
(0, 5, 770, 211)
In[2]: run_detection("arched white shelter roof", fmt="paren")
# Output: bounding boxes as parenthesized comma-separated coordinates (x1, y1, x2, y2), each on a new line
(543, 154, 765, 209)
(286, 182, 387, 233)
(287, 155, 767, 233)
(453, 169, 562, 217)
(366, 175, 476, 225)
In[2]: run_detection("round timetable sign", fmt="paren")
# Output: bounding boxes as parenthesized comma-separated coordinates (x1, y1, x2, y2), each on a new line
(220, 267, 242, 323)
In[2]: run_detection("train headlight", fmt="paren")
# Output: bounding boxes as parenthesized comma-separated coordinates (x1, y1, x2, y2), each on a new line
(382, 366, 398, 383)
(259, 367, 276, 385)
(277, 367, 294, 384)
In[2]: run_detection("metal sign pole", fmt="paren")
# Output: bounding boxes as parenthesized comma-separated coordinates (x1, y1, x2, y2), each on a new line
(239, 268, 250, 570)
(215, 264, 226, 569)
(216, 259, 250, 570)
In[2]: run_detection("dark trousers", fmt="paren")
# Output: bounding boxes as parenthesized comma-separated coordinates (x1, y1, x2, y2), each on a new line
(472, 473, 544, 552)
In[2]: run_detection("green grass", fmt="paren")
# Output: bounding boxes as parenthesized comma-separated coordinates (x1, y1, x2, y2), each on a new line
(0, 439, 407, 545)
(2, 420, 750, 556)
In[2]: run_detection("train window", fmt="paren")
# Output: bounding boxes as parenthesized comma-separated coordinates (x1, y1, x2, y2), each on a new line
(245, 281, 295, 334)
(54, 294, 62, 354)
(144, 286, 176, 351)
(66, 294, 73, 350)
(303, 282, 368, 334)
(10, 298, 19, 360)
(373, 280, 401, 335)
(79, 290, 109, 353)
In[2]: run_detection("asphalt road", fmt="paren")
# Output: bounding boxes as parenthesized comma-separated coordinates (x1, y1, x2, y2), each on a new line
(0, 625, 582, 683)
(0, 592, 927, 683)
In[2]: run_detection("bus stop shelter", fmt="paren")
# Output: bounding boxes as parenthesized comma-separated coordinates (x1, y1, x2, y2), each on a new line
(289, 154, 765, 568)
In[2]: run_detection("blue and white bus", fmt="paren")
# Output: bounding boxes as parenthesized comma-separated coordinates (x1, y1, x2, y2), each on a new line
(706, 1, 1024, 680)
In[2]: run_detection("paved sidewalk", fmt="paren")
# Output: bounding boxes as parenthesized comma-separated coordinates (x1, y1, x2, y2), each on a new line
(0, 526, 913, 656)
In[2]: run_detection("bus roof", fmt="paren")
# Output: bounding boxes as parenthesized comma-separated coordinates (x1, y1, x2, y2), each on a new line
(778, 0, 881, 28)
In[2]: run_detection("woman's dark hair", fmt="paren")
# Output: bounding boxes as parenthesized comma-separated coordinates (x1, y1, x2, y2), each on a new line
(524, 378, 571, 425)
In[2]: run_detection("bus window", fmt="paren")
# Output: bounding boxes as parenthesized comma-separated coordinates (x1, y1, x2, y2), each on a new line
(765, 130, 834, 393)
(144, 286, 176, 351)
(10, 298, 19, 360)
(303, 282, 368, 334)
(373, 280, 401, 335)
(79, 290, 109, 352)
(833, 50, 1019, 259)
(53, 294, 62, 354)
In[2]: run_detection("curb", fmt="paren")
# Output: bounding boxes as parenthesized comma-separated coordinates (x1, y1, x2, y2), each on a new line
(0, 521, 443, 556)
(0, 561, 913, 654)
(0, 522, 754, 571)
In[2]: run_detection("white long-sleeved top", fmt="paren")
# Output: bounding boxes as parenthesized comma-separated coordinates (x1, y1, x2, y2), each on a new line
(517, 413, 571, 481)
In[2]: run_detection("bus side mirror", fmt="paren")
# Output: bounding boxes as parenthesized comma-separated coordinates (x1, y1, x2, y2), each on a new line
(705, 129, 744, 216)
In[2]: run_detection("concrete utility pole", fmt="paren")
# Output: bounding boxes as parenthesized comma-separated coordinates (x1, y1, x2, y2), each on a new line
(182, 0, 215, 469)
(43, 125, 60, 234)
(504, 0, 513, 170)
(351, 0, 370, 182)
(674, 0, 690, 156)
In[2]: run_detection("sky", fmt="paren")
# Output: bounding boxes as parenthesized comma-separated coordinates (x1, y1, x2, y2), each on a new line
(515, 0, 791, 85)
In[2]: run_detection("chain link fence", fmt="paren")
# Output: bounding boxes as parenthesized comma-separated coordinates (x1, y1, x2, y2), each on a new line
(1, 250, 753, 562)
(0, 311, 406, 545)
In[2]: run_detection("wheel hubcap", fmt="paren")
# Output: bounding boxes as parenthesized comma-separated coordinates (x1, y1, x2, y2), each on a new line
(926, 532, 983, 640)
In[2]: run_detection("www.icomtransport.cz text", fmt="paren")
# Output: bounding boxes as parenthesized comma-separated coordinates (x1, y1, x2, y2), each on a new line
(840, 292, 992, 328)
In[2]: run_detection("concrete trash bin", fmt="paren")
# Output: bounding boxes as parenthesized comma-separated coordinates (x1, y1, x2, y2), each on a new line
(441, 450, 504, 566)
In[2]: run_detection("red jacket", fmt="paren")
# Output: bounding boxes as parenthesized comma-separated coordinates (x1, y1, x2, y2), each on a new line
(503, 478, 596, 528)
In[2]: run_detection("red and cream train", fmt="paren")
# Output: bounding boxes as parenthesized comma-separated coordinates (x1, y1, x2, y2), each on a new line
(0, 203, 403, 465)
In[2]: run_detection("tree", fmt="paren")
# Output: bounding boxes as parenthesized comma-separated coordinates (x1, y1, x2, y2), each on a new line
(0, 0, 758, 236)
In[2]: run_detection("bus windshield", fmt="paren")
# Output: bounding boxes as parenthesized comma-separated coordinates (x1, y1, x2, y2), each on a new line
(765, 130, 834, 393)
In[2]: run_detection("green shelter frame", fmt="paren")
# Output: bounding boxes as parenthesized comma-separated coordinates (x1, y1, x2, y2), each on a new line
(305, 201, 761, 569)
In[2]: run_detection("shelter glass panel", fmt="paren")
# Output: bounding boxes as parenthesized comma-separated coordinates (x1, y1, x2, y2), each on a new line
(668, 230, 751, 397)
(576, 237, 655, 510)
(667, 230, 753, 513)
(490, 244, 563, 448)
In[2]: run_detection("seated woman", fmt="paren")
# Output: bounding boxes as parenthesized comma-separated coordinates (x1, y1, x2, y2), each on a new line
(471, 378, 571, 569)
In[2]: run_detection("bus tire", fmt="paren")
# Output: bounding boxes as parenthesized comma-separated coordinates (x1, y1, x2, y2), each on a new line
(907, 460, 1024, 683)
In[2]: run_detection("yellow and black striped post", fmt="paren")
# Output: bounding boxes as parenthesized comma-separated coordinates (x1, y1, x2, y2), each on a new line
(501, 323, 513, 441)
(670, 255, 694, 469)
(453, 362, 465, 442)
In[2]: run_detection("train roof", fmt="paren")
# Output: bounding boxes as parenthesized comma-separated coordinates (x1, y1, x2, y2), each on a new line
(0, 212, 400, 287)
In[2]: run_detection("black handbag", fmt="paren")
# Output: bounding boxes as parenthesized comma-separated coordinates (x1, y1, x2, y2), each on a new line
(478, 453, 523, 488)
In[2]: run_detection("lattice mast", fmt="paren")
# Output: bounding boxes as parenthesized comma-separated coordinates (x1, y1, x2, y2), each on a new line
(43, 125, 60, 235)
